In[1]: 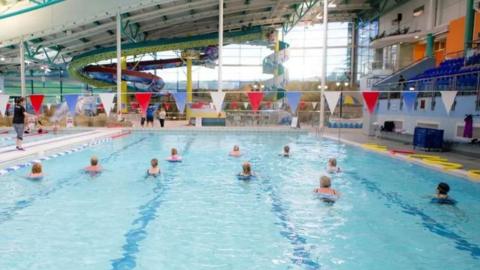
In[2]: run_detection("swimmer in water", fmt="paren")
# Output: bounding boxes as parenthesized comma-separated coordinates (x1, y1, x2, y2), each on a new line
(147, 158, 160, 176)
(229, 145, 241, 157)
(28, 162, 43, 179)
(239, 162, 253, 177)
(314, 175, 339, 197)
(282, 145, 290, 157)
(85, 156, 102, 173)
(327, 158, 341, 173)
(168, 148, 181, 161)
(432, 182, 456, 205)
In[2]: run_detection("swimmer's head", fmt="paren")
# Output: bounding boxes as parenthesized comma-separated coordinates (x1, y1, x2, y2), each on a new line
(233, 145, 240, 151)
(151, 158, 158, 168)
(437, 182, 450, 195)
(329, 158, 337, 167)
(32, 162, 42, 174)
(284, 145, 290, 154)
(320, 175, 331, 188)
(90, 156, 99, 166)
(242, 162, 251, 175)
(171, 148, 178, 156)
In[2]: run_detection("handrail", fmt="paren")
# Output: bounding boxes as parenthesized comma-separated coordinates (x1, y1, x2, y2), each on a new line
(374, 56, 430, 86)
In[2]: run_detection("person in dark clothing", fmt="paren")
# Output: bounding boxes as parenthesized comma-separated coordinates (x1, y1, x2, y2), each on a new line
(398, 75, 406, 91)
(12, 97, 30, 151)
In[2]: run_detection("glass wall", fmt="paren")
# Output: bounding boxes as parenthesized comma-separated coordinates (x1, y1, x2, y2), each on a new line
(357, 19, 379, 79)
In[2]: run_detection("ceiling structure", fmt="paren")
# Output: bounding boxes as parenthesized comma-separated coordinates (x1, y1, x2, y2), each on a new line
(0, 0, 403, 76)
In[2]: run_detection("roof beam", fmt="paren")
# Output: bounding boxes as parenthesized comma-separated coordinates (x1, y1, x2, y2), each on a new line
(282, 0, 319, 34)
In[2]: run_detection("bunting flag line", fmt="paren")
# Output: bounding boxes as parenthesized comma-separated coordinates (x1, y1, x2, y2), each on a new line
(64, 95, 79, 116)
(135, 93, 152, 115)
(247, 92, 264, 112)
(172, 92, 187, 113)
(402, 91, 417, 111)
(99, 93, 115, 116)
(285, 92, 302, 113)
(230, 101, 238, 110)
(361, 91, 380, 114)
(47, 103, 52, 110)
(311, 102, 318, 110)
(210, 91, 226, 113)
(324, 91, 341, 113)
(0, 94, 9, 116)
(29, 94, 44, 115)
(243, 102, 249, 109)
(440, 91, 457, 115)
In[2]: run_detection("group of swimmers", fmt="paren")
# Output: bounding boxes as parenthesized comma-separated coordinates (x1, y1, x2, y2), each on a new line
(25, 145, 455, 205)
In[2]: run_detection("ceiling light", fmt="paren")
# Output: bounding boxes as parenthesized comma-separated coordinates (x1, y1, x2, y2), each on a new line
(344, 82, 349, 87)
(414, 35, 419, 39)
(0, 56, 5, 61)
(328, 3, 337, 8)
(336, 82, 340, 86)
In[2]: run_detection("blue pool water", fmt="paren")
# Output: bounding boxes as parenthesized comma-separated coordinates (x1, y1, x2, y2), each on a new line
(0, 132, 479, 270)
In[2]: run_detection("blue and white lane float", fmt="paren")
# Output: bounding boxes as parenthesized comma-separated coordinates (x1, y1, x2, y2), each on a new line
(0, 137, 112, 176)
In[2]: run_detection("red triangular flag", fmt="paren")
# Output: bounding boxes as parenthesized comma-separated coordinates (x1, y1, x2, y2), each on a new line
(29, 94, 44, 115)
(362, 91, 380, 114)
(163, 102, 171, 111)
(135, 93, 152, 115)
(247, 92, 264, 112)
(230, 101, 238, 110)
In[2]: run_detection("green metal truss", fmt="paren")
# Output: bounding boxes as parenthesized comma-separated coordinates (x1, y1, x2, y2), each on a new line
(122, 13, 147, 43)
(282, 0, 320, 35)
(0, 0, 64, 20)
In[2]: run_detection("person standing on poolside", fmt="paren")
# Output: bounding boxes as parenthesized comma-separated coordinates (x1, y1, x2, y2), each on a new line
(12, 97, 30, 151)
(157, 107, 167, 128)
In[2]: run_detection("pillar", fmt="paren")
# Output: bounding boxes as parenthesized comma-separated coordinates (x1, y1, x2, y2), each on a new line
(465, 0, 475, 50)
(218, 0, 223, 93)
(320, 0, 328, 129)
(116, 10, 122, 115)
(121, 57, 128, 113)
(186, 58, 193, 120)
(20, 40, 26, 97)
(426, 33, 434, 58)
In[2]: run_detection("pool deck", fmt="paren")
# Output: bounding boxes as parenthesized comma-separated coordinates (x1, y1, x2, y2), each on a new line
(320, 128, 480, 182)
(0, 129, 121, 170)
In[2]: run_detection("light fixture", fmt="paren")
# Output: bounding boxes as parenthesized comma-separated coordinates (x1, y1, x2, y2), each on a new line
(344, 82, 349, 87)
(317, 85, 322, 89)
(414, 35, 419, 39)
(328, 3, 337, 8)
(336, 82, 340, 86)
(409, 87, 415, 91)
(0, 56, 5, 61)
(260, 84, 265, 89)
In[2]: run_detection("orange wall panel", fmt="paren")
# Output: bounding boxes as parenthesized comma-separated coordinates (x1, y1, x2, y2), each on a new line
(445, 16, 465, 55)
(413, 43, 426, 61)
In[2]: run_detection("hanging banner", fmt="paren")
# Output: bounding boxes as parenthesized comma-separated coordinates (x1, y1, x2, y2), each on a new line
(362, 91, 380, 114)
(172, 92, 187, 113)
(402, 91, 417, 111)
(0, 94, 9, 116)
(324, 91, 341, 113)
(243, 102, 249, 109)
(65, 94, 79, 116)
(311, 102, 318, 110)
(247, 92, 264, 112)
(29, 94, 44, 115)
(99, 93, 115, 116)
(210, 91, 226, 113)
(230, 101, 238, 110)
(441, 91, 457, 114)
(285, 92, 302, 113)
(135, 93, 152, 115)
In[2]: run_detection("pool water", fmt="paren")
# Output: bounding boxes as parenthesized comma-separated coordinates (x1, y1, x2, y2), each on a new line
(0, 132, 479, 270)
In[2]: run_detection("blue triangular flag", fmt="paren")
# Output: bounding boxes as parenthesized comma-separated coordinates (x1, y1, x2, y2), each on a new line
(402, 91, 417, 111)
(286, 92, 302, 113)
(65, 94, 79, 116)
(172, 92, 187, 113)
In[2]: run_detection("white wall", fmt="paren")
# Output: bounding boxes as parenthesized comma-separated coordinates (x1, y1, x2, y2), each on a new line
(437, 0, 466, 26)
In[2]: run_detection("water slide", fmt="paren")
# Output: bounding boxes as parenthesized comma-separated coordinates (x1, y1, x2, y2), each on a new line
(68, 26, 273, 92)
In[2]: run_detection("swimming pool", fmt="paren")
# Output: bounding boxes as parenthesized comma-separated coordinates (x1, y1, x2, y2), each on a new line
(0, 131, 479, 270)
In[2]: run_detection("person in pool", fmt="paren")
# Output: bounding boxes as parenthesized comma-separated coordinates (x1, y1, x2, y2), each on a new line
(229, 145, 241, 157)
(85, 156, 102, 173)
(28, 162, 43, 179)
(314, 176, 339, 200)
(167, 148, 182, 161)
(282, 145, 290, 157)
(239, 162, 254, 177)
(327, 158, 341, 173)
(147, 158, 161, 176)
(432, 182, 456, 205)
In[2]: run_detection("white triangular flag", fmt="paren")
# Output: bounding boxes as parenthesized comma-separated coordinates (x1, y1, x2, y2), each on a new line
(243, 102, 249, 109)
(0, 94, 9, 116)
(440, 91, 457, 115)
(324, 92, 341, 113)
(210, 91, 226, 113)
(47, 103, 52, 110)
(99, 93, 115, 116)
(311, 102, 318, 110)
